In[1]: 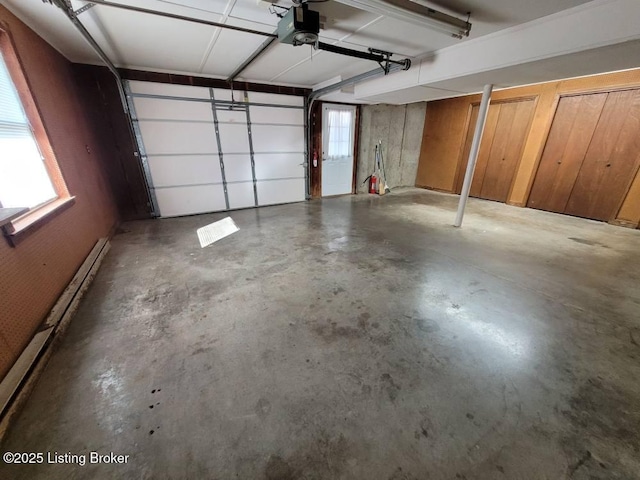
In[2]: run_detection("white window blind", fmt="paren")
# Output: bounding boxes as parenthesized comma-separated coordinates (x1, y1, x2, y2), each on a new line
(0, 51, 56, 209)
(326, 109, 353, 159)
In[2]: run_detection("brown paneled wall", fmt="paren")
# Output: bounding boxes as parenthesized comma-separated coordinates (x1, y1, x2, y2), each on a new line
(0, 6, 121, 380)
(73, 64, 151, 220)
(416, 69, 640, 227)
(120, 68, 311, 97)
(310, 102, 322, 198)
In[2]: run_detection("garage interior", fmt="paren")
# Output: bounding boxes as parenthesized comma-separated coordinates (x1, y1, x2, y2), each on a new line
(0, 0, 639, 478)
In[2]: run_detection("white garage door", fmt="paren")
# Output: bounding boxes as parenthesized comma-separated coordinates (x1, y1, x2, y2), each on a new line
(125, 80, 307, 217)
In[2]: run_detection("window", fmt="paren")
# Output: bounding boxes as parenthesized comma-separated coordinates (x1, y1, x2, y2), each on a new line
(326, 108, 354, 159)
(0, 30, 72, 245)
(0, 50, 57, 209)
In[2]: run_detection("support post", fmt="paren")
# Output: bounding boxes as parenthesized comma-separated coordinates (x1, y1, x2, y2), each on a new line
(454, 84, 493, 228)
(227, 36, 277, 83)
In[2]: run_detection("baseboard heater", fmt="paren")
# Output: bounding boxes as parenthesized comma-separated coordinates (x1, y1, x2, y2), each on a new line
(0, 238, 111, 441)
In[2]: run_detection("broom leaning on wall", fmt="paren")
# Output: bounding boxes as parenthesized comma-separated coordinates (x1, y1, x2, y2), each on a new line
(376, 141, 391, 195)
(364, 141, 391, 195)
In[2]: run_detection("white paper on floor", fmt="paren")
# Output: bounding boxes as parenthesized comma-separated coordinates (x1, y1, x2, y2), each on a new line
(197, 217, 239, 248)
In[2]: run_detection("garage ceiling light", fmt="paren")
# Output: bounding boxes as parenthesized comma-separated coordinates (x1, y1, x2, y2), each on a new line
(333, 0, 471, 38)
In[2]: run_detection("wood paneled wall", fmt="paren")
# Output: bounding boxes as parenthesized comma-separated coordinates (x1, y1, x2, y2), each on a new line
(73, 65, 151, 220)
(0, 6, 120, 380)
(416, 69, 640, 227)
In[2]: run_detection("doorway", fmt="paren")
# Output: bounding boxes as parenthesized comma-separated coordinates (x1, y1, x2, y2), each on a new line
(321, 103, 356, 197)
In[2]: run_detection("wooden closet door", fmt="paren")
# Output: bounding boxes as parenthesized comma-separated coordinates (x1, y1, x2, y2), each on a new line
(456, 99, 535, 202)
(455, 103, 500, 196)
(527, 93, 607, 213)
(480, 100, 536, 202)
(564, 89, 640, 221)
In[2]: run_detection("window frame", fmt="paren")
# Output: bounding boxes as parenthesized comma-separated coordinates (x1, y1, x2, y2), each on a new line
(0, 25, 74, 246)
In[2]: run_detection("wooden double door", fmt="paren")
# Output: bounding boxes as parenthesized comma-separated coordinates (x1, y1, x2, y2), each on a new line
(528, 89, 640, 221)
(455, 98, 536, 202)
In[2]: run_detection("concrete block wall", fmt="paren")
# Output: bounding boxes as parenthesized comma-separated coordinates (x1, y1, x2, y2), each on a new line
(0, 6, 120, 380)
(356, 102, 427, 193)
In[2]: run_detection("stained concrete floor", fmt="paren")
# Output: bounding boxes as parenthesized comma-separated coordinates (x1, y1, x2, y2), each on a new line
(1, 188, 640, 479)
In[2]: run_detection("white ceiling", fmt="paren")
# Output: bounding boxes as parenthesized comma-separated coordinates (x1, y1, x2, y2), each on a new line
(2, 0, 594, 91)
(353, 0, 640, 104)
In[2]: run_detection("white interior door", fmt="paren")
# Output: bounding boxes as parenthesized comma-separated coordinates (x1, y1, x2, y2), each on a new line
(322, 104, 356, 197)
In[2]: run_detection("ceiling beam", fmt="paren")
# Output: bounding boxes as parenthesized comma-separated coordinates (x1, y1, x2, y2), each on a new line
(310, 63, 404, 101)
(227, 34, 277, 83)
(119, 68, 311, 97)
(333, 0, 471, 38)
(354, 0, 640, 102)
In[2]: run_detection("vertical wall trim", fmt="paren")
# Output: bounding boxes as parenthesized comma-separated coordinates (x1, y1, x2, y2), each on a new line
(124, 81, 159, 217)
(304, 97, 311, 199)
(351, 105, 361, 194)
(209, 88, 230, 210)
(243, 91, 259, 207)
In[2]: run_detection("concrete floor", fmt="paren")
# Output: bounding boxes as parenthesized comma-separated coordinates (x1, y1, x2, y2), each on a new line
(1, 188, 639, 479)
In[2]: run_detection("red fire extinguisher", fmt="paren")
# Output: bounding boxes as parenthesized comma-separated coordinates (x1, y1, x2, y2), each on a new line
(369, 174, 377, 194)
(313, 150, 318, 168)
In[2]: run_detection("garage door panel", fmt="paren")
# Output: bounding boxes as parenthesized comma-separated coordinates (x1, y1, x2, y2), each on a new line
(134, 97, 213, 122)
(128, 81, 306, 217)
(227, 182, 255, 210)
(212, 88, 245, 103)
(250, 107, 304, 125)
(155, 185, 226, 217)
(223, 155, 253, 182)
(147, 155, 222, 187)
(139, 121, 218, 155)
(257, 179, 305, 205)
(255, 153, 304, 180)
(219, 123, 250, 153)
(252, 125, 304, 153)
(217, 109, 247, 124)
(248, 92, 304, 107)
(129, 81, 210, 99)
